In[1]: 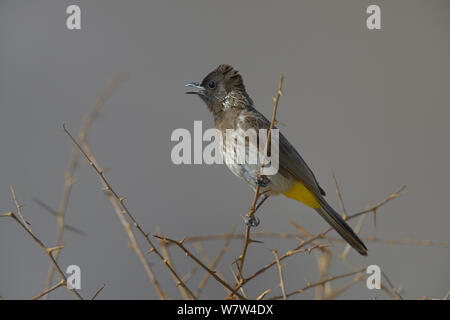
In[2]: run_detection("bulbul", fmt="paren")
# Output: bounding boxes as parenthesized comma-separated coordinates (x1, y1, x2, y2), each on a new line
(186, 64, 368, 256)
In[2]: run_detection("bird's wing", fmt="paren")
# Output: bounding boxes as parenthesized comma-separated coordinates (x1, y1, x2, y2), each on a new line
(244, 108, 326, 197)
(278, 131, 326, 196)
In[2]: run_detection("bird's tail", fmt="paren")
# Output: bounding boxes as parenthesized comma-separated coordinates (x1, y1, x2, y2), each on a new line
(315, 197, 368, 256)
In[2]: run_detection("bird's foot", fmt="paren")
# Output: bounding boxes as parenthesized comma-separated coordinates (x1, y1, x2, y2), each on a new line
(244, 214, 260, 227)
(256, 175, 270, 188)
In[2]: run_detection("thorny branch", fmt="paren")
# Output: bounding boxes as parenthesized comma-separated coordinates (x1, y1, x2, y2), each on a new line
(269, 268, 365, 300)
(235, 74, 284, 287)
(42, 75, 124, 297)
(154, 235, 246, 300)
(225, 185, 408, 299)
(63, 124, 197, 300)
(1, 208, 82, 300)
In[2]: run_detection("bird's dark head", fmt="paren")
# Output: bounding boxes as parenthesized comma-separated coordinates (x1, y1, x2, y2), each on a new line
(186, 64, 249, 113)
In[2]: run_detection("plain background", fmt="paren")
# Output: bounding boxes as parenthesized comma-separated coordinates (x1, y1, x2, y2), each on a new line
(0, 0, 449, 299)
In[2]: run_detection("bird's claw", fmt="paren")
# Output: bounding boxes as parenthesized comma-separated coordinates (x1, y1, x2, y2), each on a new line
(256, 175, 270, 188)
(244, 215, 260, 227)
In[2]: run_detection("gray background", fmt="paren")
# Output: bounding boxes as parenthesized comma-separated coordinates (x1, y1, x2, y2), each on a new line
(1, 0, 449, 299)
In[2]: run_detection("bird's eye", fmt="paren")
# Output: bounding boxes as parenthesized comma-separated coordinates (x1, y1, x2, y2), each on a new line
(208, 81, 216, 89)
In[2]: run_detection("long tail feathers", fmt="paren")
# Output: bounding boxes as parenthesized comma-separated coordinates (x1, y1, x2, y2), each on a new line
(315, 198, 368, 256)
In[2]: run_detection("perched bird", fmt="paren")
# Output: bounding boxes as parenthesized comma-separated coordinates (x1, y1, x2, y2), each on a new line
(186, 64, 368, 256)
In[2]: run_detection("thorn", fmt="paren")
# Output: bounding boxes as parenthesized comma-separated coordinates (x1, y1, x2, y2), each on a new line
(373, 208, 378, 228)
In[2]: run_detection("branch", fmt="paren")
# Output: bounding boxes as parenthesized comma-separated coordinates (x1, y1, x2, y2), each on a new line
(10, 186, 31, 229)
(157, 228, 191, 300)
(43, 75, 124, 297)
(196, 225, 236, 298)
(91, 284, 106, 300)
(32, 280, 65, 300)
(269, 268, 365, 300)
(1, 211, 82, 300)
(226, 185, 406, 299)
(272, 250, 287, 300)
(154, 235, 246, 300)
(256, 289, 272, 300)
(63, 124, 197, 300)
(331, 170, 348, 219)
(236, 73, 284, 280)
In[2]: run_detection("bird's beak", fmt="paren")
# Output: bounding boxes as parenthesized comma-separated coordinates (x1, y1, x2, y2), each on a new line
(185, 82, 205, 95)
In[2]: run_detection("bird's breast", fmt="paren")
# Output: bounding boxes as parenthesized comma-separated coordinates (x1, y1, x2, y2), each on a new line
(217, 125, 294, 194)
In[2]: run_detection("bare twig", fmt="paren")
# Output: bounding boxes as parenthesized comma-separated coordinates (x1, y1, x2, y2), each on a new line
(323, 274, 364, 300)
(315, 250, 332, 300)
(341, 215, 365, 259)
(110, 194, 166, 299)
(43, 75, 124, 297)
(382, 271, 404, 300)
(329, 249, 397, 299)
(256, 289, 272, 300)
(154, 235, 246, 300)
(165, 231, 300, 244)
(63, 124, 197, 300)
(228, 266, 248, 299)
(196, 225, 236, 297)
(331, 170, 348, 219)
(157, 228, 190, 300)
(236, 73, 284, 281)
(32, 280, 65, 300)
(443, 291, 450, 300)
(91, 284, 106, 300)
(10, 186, 31, 230)
(225, 185, 406, 299)
(289, 220, 332, 300)
(272, 250, 287, 300)
(346, 185, 407, 221)
(1, 211, 82, 300)
(291, 219, 397, 299)
(226, 244, 327, 299)
(269, 268, 365, 300)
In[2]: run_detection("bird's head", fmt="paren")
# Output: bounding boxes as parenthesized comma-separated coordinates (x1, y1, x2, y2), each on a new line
(186, 64, 249, 113)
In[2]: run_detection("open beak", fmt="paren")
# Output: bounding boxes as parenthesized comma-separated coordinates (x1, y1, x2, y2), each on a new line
(185, 82, 205, 95)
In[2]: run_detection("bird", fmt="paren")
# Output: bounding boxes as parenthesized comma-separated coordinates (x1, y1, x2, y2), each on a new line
(185, 64, 368, 256)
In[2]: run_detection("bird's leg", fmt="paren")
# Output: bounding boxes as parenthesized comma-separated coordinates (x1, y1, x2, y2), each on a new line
(255, 193, 270, 212)
(256, 175, 270, 188)
(244, 193, 270, 227)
